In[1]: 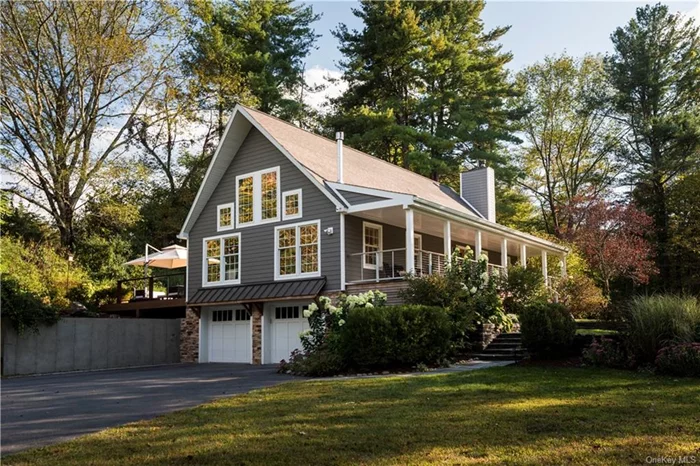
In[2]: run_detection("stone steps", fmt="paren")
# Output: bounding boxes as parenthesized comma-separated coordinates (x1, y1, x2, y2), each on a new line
(473, 332, 526, 361)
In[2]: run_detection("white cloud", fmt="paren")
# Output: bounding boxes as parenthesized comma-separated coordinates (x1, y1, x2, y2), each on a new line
(303, 66, 348, 113)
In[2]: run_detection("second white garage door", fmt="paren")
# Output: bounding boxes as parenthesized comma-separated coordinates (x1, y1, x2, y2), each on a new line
(209, 308, 251, 363)
(268, 303, 310, 363)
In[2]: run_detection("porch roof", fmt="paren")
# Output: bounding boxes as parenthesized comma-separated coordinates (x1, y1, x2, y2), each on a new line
(188, 277, 326, 306)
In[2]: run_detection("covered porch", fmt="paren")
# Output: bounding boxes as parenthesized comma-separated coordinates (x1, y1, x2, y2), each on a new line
(342, 204, 567, 288)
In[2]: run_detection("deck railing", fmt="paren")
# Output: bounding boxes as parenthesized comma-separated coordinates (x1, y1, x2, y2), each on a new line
(115, 271, 186, 303)
(348, 249, 504, 284)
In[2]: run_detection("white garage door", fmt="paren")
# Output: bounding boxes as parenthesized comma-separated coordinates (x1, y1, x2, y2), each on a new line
(269, 304, 310, 363)
(209, 309, 251, 363)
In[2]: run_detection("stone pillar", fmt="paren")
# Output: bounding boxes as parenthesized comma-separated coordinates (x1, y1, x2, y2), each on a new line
(251, 304, 263, 365)
(180, 307, 201, 363)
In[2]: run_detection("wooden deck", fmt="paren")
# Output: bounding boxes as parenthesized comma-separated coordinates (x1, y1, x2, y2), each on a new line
(101, 298, 186, 312)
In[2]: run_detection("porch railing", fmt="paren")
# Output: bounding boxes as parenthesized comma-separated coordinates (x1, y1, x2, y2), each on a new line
(348, 249, 507, 283)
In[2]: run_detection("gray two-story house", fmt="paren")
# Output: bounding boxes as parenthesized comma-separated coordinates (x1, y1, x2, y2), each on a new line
(178, 105, 568, 365)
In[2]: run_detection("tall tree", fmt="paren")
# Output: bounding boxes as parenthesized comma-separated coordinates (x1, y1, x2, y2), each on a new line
(0, 0, 182, 250)
(515, 54, 621, 238)
(605, 4, 700, 283)
(183, 0, 320, 136)
(328, 0, 522, 180)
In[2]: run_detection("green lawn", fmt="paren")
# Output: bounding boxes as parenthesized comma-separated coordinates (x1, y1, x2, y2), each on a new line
(576, 328, 619, 336)
(6, 366, 700, 466)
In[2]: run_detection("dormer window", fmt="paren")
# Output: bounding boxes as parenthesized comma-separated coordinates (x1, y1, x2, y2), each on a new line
(217, 203, 235, 231)
(235, 166, 280, 227)
(282, 189, 302, 220)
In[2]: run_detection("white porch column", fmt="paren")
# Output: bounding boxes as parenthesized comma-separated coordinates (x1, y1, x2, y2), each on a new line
(474, 229, 482, 259)
(443, 220, 451, 267)
(500, 238, 508, 269)
(340, 213, 346, 291)
(520, 244, 527, 268)
(405, 208, 415, 274)
(560, 254, 567, 278)
(541, 250, 548, 283)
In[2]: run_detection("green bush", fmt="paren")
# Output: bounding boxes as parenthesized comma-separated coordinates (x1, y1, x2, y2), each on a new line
(655, 343, 700, 377)
(625, 295, 700, 364)
(555, 274, 608, 319)
(520, 301, 576, 355)
(341, 305, 453, 371)
(498, 266, 547, 314)
(279, 348, 345, 376)
(1, 277, 60, 334)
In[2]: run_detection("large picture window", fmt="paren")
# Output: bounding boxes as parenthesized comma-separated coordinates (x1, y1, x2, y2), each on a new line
(363, 221, 383, 269)
(275, 220, 320, 280)
(235, 167, 280, 227)
(203, 233, 241, 286)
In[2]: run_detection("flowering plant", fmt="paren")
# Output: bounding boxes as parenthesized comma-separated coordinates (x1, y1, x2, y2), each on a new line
(300, 290, 387, 353)
(583, 337, 632, 369)
(655, 343, 700, 377)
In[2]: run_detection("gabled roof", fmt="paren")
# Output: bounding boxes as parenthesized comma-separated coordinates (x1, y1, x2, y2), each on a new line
(179, 105, 479, 238)
(242, 107, 479, 217)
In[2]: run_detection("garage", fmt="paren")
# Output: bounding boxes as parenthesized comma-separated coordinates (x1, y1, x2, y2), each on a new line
(266, 302, 310, 363)
(208, 308, 251, 363)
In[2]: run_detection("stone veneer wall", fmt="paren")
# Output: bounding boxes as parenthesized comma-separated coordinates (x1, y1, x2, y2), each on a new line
(180, 307, 200, 362)
(251, 305, 263, 364)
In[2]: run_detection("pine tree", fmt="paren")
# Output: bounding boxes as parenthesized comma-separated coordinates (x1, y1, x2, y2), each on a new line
(183, 0, 320, 136)
(605, 4, 700, 284)
(327, 0, 522, 182)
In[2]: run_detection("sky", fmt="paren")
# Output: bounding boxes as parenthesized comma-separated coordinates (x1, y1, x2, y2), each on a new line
(302, 0, 700, 110)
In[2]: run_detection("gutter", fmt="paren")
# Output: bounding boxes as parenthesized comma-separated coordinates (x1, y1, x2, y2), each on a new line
(413, 198, 569, 254)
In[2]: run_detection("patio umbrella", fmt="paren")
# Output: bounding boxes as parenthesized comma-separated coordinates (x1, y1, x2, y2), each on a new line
(125, 245, 188, 269)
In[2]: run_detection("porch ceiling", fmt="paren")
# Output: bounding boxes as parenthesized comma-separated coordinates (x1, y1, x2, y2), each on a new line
(348, 207, 552, 257)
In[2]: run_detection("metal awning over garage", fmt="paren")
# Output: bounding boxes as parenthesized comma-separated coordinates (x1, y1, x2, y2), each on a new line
(189, 277, 326, 306)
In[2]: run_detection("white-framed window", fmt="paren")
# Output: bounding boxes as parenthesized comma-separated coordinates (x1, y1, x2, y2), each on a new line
(414, 233, 423, 271)
(217, 203, 235, 231)
(363, 221, 383, 270)
(274, 220, 321, 280)
(203, 233, 241, 286)
(282, 189, 302, 220)
(235, 166, 280, 227)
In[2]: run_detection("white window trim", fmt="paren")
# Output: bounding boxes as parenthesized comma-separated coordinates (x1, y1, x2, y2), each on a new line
(202, 232, 242, 287)
(235, 166, 281, 228)
(282, 188, 303, 221)
(274, 219, 321, 281)
(362, 221, 383, 270)
(217, 202, 235, 232)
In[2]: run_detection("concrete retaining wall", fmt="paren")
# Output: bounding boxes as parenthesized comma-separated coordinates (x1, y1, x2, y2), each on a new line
(1, 318, 181, 376)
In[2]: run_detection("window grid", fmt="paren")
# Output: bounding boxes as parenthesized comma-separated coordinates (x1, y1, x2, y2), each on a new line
(206, 239, 221, 282)
(218, 204, 233, 230)
(204, 234, 241, 285)
(275, 306, 300, 319)
(261, 170, 278, 220)
(300, 224, 319, 274)
(363, 222, 382, 269)
(282, 189, 302, 220)
(278, 227, 297, 276)
(238, 176, 254, 224)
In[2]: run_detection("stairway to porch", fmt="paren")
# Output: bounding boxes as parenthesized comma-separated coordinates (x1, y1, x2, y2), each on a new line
(472, 332, 527, 361)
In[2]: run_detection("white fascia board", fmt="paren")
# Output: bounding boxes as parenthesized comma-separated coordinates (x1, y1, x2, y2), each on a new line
(179, 108, 251, 237)
(346, 198, 413, 213)
(326, 182, 413, 202)
(413, 198, 569, 254)
(237, 107, 346, 212)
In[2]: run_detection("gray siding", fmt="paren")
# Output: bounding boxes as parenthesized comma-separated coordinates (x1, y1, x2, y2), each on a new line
(188, 129, 341, 300)
(337, 190, 389, 205)
(460, 168, 496, 222)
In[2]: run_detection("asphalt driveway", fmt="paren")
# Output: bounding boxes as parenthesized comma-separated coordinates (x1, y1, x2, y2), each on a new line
(1, 363, 292, 455)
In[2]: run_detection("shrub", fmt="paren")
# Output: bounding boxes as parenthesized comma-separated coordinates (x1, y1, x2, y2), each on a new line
(341, 305, 453, 371)
(655, 343, 700, 377)
(583, 337, 632, 369)
(279, 348, 345, 377)
(520, 301, 576, 355)
(625, 295, 700, 364)
(556, 274, 608, 319)
(498, 266, 547, 314)
(1, 277, 60, 334)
